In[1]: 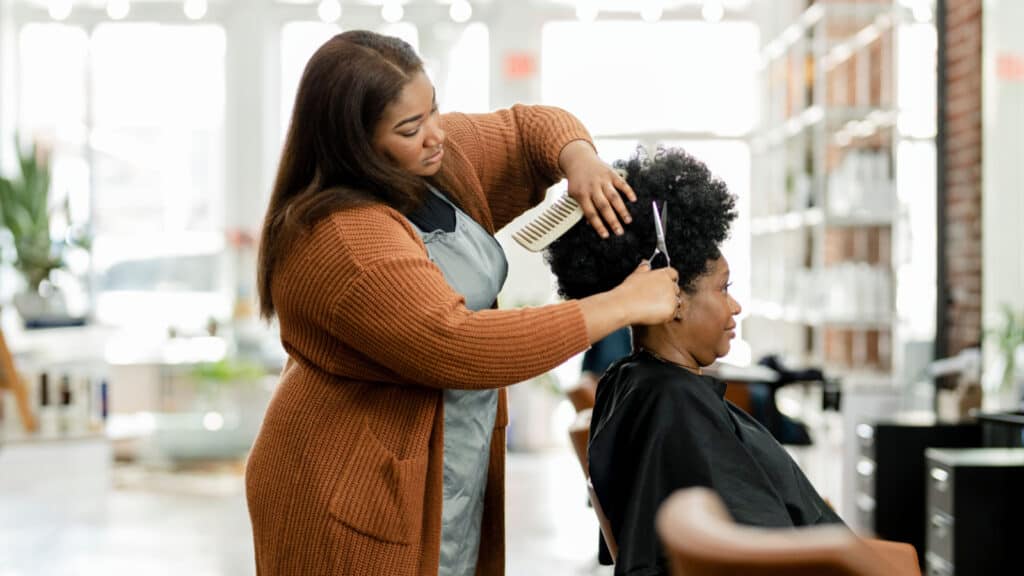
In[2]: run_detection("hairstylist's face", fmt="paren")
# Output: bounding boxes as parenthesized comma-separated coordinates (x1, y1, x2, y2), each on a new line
(372, 71, 445, 177)
(675, 257, 741, 366)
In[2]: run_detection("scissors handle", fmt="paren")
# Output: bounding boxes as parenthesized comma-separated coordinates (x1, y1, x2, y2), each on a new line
(649, 249, 670, 270)
(649, 200, 670, 269)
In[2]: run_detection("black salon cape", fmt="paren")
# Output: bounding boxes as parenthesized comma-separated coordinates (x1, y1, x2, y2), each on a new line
(588, 350, 844, 575)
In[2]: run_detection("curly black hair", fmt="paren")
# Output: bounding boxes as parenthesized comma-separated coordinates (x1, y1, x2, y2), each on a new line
(545, 147, 737, 300)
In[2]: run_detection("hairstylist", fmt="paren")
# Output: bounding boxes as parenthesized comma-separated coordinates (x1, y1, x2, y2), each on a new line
(245, 30, 680, 576)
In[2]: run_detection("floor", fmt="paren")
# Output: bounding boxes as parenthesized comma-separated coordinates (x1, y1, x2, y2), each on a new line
(1, 400, 843, 576)
(0, 448, 613, 576)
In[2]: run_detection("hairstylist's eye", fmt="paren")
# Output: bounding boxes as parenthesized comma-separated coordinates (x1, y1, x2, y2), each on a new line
(401, 127, 420, 137)
(723, 281, 733, 294)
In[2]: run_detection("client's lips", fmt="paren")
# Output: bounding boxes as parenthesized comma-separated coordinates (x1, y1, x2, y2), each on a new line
(424, 148, 444, 164)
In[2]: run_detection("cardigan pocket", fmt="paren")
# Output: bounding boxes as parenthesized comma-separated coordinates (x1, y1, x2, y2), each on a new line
(329, 419, 429, 545)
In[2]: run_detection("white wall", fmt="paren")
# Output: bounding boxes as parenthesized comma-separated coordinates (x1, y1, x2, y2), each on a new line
(982, 0, 1024, 367)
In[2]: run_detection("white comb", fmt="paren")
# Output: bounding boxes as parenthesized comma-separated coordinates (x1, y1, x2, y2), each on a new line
(512, 168, 629, 252)
(511, 194, 583, 252)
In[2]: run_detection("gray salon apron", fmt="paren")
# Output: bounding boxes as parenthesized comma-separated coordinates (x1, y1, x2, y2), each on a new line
(408, 186, 508, 576)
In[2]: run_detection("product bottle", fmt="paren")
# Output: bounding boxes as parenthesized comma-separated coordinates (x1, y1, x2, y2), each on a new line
(58, 374, 72, 435)
(38, 372, 58, 437)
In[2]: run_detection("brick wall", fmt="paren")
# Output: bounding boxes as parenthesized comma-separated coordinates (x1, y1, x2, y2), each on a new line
(942, 0, 983, 355)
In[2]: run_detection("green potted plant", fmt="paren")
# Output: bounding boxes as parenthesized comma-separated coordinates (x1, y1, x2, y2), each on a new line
(992, 305, 1024, 391)
(0, 137, 88, 325)
(190, 357, 267, 405)
(151, 357, 271, 463)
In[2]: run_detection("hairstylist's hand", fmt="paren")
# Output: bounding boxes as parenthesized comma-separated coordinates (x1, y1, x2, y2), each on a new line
(577, 260, 680, 343)
(614, 260, 681, 326)
(559, 140, 636, 239)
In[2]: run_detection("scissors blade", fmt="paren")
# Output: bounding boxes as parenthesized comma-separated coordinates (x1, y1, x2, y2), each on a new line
(652, 200, 668, 252)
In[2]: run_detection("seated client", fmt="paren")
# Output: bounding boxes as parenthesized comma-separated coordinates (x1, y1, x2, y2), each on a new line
(545, 147, 844, 575)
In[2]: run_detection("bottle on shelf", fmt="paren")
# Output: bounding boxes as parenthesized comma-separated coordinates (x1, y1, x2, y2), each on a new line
(38, 372, 58, 437)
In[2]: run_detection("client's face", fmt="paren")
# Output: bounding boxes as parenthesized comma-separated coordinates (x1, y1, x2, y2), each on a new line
(675, 257, 742, 366)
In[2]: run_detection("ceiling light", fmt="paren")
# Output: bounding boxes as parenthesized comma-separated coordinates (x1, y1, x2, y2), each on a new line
(449, 0, 472, 24)
(48, 0, 72, 21)
(913, 4, 933, 23)
(318, 0, 342, 23)
(183, 0, 208, 20)
(381, 1, 403, 23)
(641, 1, 663, 23)
(107, 0, 130, 20)
(575, 1, 598, 23)
(702, 0, 724, 23)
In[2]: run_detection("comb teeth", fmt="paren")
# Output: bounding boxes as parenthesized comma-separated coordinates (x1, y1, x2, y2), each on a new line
(512, 195, 584, 252)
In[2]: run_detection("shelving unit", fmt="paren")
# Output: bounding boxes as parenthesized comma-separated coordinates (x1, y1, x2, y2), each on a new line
(746, 0, 936, 382)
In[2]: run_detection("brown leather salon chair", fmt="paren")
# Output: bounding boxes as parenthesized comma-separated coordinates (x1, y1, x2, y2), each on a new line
(656, 487, 920, 576)
(568, 408, 619, 561)
(565, 373, 598, 412)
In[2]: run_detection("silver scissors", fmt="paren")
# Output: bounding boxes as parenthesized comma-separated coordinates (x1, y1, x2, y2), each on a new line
(649, 200, 670, 269)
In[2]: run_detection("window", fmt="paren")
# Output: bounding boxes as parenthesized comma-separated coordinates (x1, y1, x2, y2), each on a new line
(89, 23, 227, 329)
(539, 22, 756, 365)
(12, 22, 227, 329)
(13, 24, 91, 311)
(279, 21, 341, 140)
(441, 22, 489, 113)
(280, 22, 422, 142)
(541, 20, 759, 136)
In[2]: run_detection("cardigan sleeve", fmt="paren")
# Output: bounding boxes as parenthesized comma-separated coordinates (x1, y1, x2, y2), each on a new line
(442, 105, 594, 231)
(324, 210, 591, 390)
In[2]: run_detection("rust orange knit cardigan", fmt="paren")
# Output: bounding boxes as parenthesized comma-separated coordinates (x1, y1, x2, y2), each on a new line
(245, 106, 593, 575)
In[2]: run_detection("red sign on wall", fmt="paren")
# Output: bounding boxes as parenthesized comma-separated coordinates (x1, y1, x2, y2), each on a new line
(996, 53, 1024, 81)
(503, 52, 537, 80)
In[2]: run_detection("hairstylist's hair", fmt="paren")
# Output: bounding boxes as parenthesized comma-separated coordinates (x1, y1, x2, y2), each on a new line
(258, 30, 428, 319)
(545, 147, 737, 300)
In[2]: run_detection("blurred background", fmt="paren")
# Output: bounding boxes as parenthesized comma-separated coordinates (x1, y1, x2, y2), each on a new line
(0, 1, 1022, 575)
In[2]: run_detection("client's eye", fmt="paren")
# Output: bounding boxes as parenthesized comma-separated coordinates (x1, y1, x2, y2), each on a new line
(722, 282, 732, 294)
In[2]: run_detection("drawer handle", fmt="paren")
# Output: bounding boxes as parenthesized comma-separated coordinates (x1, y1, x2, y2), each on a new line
(930, 467, 949, 492)
(930, 513, 951, 539)
(856, 493, 876, 512)
(925, 552, 952, 576)
(856, 457, 875, 477)
(856, 423, 874, 444)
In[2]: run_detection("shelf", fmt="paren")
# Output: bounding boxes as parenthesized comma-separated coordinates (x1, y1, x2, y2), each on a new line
(750, 208, 892, 236)
(758, 2, 899, 67)
(749, 1, 930, 384)
(823, 213, 893, 227)
(747, 300, 891, 330)
(832, 109, 898, 147)
(759, 3, 824, 64)
(0, 429, 107, 446)
(822, 11, 895, 71)
(750, 208, 823, 235)
(752, 106, 897, 153)
(751, 106, 824, 152)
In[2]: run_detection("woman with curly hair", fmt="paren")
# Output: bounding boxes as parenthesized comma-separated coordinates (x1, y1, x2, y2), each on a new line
(546, 147, 843, 575)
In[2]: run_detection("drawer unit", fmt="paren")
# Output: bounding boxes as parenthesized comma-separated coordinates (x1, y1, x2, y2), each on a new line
(924, 448, 1024, 575)
(977, 411, 1024, 448)
(857, 416, 980, 564)
(854, 422, 876, 529)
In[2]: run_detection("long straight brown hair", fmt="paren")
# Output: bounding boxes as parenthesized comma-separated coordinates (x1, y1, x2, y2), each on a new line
(258, 30, 428, 319)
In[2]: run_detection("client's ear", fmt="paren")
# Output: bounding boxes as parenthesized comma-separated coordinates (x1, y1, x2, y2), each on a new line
(674, 292, 691, 322)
